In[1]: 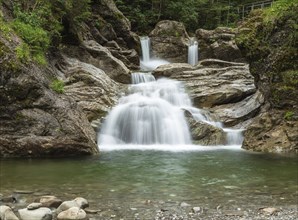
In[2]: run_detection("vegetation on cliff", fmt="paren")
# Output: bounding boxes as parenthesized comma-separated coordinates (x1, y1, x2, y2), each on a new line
(236, 0, 297, 111)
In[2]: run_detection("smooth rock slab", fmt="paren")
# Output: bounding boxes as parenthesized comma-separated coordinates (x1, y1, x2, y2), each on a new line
(18, 207, 52, 220)
(27, 203, 42, 210)
(0, 205, 19, 220)
(39, 195, 62, 208)
(57, 207, 87, 220)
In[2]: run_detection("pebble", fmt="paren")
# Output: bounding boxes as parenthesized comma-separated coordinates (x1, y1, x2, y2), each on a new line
(260, 207, 279, 215)
(180, 202, 191, 207)
(27, 202, 42, 210)
(57, 207, 87, 220)
(85, 208, 101, 214)
(192, 207, 201, 213)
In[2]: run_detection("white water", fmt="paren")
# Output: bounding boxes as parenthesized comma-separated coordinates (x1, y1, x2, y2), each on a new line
(188, 39, 198, 66)
(98, 36, 244, 149)
(140, 36, 169, 71)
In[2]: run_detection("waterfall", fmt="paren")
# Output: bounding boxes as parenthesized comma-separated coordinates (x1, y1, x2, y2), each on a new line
(131, 72, 155, 84)
(98, 36, 244, 149)
(140, 36, 169, 71)
(99, 77, 192, 145)
(140, 36, 150, 62)
(188, 39, 198, 66)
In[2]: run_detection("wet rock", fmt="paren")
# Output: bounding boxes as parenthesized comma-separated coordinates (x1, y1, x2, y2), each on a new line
(149, 20, 190, 63)
(196, 27, 245, 62)
(18, 207, 52, 220)
(39, 195, 62, 208)
(0, 196, 17, 203)
(27, 203, 42, 210)
(0, 205, 19, 220)
(185, 110, 226, 145)
(57, 207, 87, 220)
(57, 198, 89, 214)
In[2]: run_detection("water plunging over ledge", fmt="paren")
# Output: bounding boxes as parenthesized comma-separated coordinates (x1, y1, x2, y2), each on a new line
(139, 36, 169, 71)
(188, 38, 199, 66)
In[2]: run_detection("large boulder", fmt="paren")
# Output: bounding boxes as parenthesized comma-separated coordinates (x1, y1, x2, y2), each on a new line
(62, 57, 123, 123)
(196, 27, 245, 62)
(149, 20, 190, 63)
(185, 111, 226, 145)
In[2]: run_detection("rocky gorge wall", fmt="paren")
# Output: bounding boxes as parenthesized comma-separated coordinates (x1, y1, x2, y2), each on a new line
(0, 0, 139, 157)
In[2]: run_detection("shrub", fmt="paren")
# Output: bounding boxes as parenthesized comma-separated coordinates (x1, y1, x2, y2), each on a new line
(50, 79, 65, 94)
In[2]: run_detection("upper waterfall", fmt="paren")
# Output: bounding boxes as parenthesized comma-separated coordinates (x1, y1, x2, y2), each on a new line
(140, 36, 169, 71)
(188, 38, 199, 66)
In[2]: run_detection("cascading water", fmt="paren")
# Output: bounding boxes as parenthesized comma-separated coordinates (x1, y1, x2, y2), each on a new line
(99, 76, 192, 145)
(140, 36, 169, 71)
(188, 38, 199, 66)
(98, 36, 244, 149)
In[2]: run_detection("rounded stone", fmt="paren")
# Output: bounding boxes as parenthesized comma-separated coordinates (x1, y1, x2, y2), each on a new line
(57, 207, 87, 220)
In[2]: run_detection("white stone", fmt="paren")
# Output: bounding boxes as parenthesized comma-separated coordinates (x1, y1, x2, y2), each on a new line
(74, 197, 88, 209)
(57, 207, 86, 220)
(56, 201, 79, 214)
(192, 207, 201, 213)
(18, 207, 52, 220)
(27, 203, 42, 210)
(0, 205, 19, 220)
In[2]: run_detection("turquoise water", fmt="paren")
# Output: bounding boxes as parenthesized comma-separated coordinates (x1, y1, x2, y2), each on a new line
(0, 148, 297, 215)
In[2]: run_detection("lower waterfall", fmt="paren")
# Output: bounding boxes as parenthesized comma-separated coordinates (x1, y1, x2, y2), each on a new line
(98, 72, 243, 148)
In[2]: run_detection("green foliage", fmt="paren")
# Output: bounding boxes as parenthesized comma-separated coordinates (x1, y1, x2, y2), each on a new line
(284, 111, 294, 120)
(15, 43, 30, 62)
(12, 20, 49, 65)
(50, 79, 65, 94)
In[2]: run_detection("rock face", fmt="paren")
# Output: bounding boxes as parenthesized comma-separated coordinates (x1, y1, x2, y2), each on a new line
(153, 59, 258, 122)
(62, 57, 123, 123)
(236, 7, 298, 153)
(242, 111, 298, 153)
(61, 40, 131, 84)
(149, 20, 190, 63)
(0, 29, 98, 158)
(196, 27, 245, 63)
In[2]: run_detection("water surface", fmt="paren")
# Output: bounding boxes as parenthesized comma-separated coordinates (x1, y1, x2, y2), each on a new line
(1, 148, 297, 214)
